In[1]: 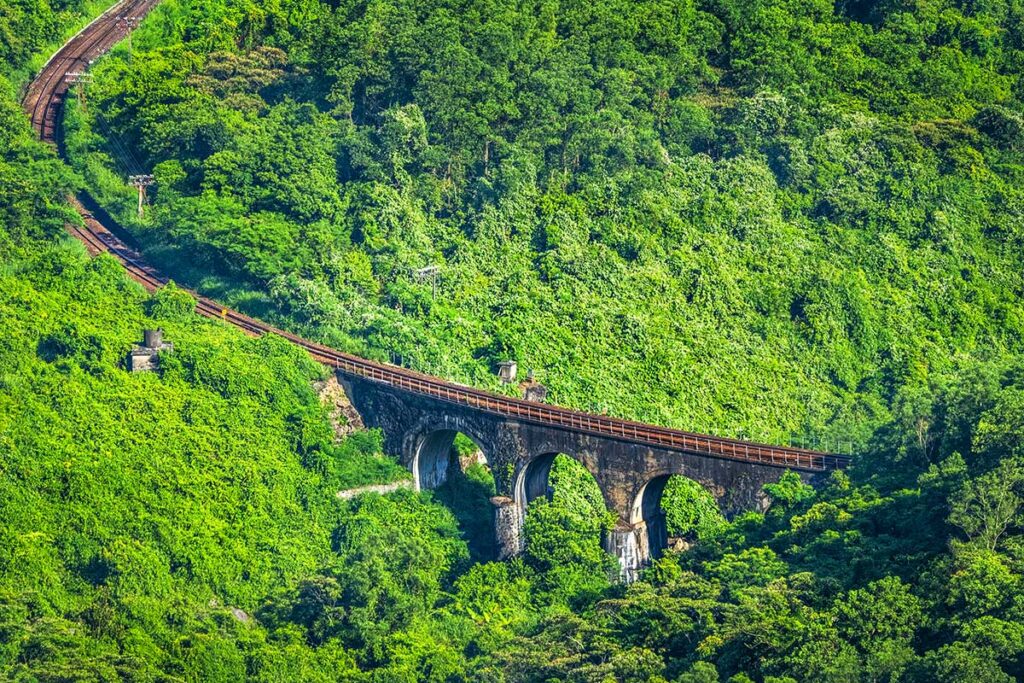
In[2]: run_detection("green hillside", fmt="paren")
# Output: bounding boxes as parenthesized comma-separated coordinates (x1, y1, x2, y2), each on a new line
(2, 0, 1024, 680)
(70, 0, 1024, 450)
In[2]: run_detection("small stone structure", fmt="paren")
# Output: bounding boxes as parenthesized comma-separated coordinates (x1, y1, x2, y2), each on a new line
(128, 328, 173, 372)
(519, 372, 548, 402)
(498, 360, 517, 384)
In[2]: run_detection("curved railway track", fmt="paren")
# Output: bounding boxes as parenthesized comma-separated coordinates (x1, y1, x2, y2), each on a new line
(24, 0, 161, 141)
(24, 0, 853, 473)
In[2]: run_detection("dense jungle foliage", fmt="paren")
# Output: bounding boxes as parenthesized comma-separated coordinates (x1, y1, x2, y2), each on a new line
(71, 0, 1024, 450)
(3, 23, 614, 677)
(3, 0, 1024, 680)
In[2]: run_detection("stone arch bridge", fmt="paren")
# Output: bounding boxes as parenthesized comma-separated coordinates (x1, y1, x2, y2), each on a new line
(338, 371, 849, 580)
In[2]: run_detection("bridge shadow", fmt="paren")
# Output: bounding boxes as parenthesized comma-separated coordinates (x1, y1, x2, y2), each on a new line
(416, 431, 497, 563)
(434, 463, 497, 563)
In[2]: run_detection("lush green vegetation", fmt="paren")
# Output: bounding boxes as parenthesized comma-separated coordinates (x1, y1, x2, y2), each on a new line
(663, 477, 727, 540)
(4, 0, 1024, 680)
(0, 14, 629, 676)
(71, 0, 1024, 451)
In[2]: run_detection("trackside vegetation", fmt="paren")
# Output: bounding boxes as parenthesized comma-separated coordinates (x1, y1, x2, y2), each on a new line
(70, 0, 1024, 451)
(1, 0, 1024, 680)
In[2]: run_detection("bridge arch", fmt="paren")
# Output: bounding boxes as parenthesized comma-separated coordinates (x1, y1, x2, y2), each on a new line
(409, 424, 502, 561)
(410, 423, 492, 491)
(514, 449, 603, 511)
(630, 472, 723, 561)
(516, 452, 556, 506)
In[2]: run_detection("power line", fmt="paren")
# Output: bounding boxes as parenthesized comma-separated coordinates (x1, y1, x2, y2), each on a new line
(91, 110, 145, 174)
(66, 68, 146, 176)
(67, 64, 158, 211)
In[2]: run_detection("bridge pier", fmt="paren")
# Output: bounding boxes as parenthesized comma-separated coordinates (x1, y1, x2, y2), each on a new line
(604, 520, 648, 583)
(492, 496, 524, 560)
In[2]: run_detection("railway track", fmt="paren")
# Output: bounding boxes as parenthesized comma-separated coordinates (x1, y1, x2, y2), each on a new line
(23, 0, 853, 473)
(24, 0, 162, 141)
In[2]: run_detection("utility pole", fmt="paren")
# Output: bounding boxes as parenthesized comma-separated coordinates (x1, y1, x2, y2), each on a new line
(129, 174, 154, 218)
(413, 265, 441, 299)
(64, 72, 93, 111)
(116, 15, 141, 61)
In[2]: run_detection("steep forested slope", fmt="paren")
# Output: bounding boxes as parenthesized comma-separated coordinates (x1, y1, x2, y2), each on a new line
(0, 14, 621, 679)
(5, 0, 1024, 681)
(72, 0, 1024, 450)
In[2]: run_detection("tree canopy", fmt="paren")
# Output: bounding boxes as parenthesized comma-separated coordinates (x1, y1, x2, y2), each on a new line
(69, 0, 1024, 455)
(4, 0, 1024, 679)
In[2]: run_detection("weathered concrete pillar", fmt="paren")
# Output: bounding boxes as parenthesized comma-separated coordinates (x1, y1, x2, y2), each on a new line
(491, 421, 528, 495)
(604, 520, 648, 583)
(633, 520, 650, 569)
(492, 496, 525, 560)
